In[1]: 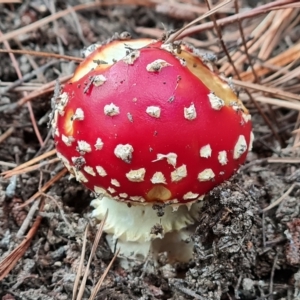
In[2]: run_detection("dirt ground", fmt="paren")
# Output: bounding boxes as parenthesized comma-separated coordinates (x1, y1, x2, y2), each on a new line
(0, 0, 300, 299)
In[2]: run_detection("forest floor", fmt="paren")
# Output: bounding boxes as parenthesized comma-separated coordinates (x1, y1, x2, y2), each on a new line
(0, 0, 300, 299)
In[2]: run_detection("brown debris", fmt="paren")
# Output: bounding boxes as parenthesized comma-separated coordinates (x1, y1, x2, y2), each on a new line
(0, 0, 300, 299)
(286, 219, 300, 266)
(8, 197, 27, 227)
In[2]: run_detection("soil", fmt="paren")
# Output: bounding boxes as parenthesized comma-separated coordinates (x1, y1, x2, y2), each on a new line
(0, 1, 300, 299)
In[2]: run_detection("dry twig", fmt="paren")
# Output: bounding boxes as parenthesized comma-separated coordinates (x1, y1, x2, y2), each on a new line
(73, 212, 108, 300)
(262, 183, 300, 212)
(1, 149, 56, 175)
(18, 168, 68, 209)
(0, 200, 45, 280)
(0, 127, 14, 144)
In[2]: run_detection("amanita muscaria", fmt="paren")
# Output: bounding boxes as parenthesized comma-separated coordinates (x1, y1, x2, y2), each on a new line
(51, 35, 253, 265)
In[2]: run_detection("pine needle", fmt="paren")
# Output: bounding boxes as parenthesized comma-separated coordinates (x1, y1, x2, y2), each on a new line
(75, 212, 108, 300)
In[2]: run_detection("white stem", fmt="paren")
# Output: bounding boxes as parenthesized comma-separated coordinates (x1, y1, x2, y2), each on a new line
(91, 196, 203, 265)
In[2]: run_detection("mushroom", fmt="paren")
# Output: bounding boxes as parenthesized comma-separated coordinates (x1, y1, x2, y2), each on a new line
(51, 36, 253, 266)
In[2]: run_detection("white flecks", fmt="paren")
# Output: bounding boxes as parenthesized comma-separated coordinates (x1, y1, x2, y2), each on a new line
(96, 166, 107, 177)
(160, 43, 175, 53)
(119, 193, 128, 198)
(94, 186, 108, 197)
(94, 138, 104, 150)
(82, 43, 100, 58)
(56, 92, 69, 115)
(56, 152, 71, 170)
(230, 101, 241, 111)
(72, 108, 84, 121)
(126, 168, 146, 182)
(123, 50, 140, 65)
(242, 113, 252, 123)
(73, 169, 88, 183)
(71, 157, 78, 164)
(111, 179, 120, 187)
(77, 140, 92, 153)
(166, 199, 179, 206)
(61, 134, 69, 145)
(55, 151, 65, 161)
(233, 135, 247, 159)
(62, 134, 74, 146)
(129, 196, 146, 202)
(227, 77, 236, 92)
(150, 172, 166, 184)
(71, 156, 86, 168)
(208, 92, 225, 110)
(127, 112, 133, 122)
(179, 58, 187, 66)
(184, 103, 197, 120)
(54, 128, 59, 137)
(146, 106, 161, 118)
(114, 144, 134, 163)
(198, 168, 215, 181)
(249, 132, 255, 151)
(108, 187, 116, 194)
(51, 110, 58, 129)
(146, 59, 171, 72)
(183, 192, 199, 200)
(192, 48, 207, 59)
(171, 165, 187, 182)
(119, 31, 132, 39)
(84, 166, 96, 176)
(200, 144, 212, 158)
(60, 92, 68, 102)
(93, 75, 107, 87)
(218, 151, 228, 165)
(104, 103, 120, 116)
(153, 153, 177, 167)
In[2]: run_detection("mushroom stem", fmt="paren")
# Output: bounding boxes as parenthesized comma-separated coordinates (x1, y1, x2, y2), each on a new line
(91, 196, 203, 265)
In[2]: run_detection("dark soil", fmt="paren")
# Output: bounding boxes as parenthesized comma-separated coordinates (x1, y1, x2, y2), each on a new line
(0, 1, 300, 299)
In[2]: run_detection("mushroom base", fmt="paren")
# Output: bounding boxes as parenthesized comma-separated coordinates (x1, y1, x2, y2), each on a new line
(91, 196, 203, 266)
(106, 226, 196, 269)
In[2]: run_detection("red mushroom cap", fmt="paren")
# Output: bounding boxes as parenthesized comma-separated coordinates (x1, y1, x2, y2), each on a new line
(52, 38, 253, 205)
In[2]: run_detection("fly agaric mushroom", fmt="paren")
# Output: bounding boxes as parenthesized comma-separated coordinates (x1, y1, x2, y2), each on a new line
(51, 35, 253, 265)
